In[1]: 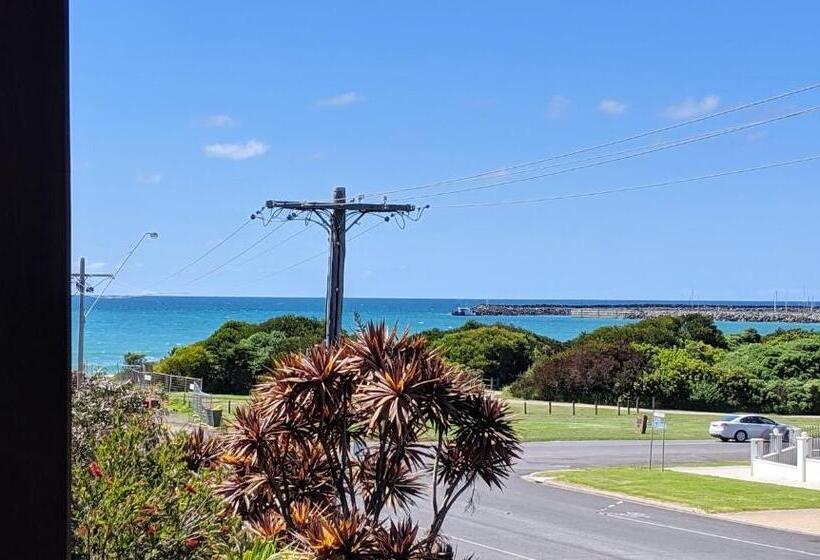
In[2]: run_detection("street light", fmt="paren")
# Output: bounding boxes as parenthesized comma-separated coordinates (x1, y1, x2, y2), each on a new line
(76, 231, 159, 375)
(82, 231, 160, 322)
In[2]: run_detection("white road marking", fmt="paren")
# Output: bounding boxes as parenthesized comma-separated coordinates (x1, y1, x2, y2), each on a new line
(605, 513, 820, 558)
(448, 535, 537, 560)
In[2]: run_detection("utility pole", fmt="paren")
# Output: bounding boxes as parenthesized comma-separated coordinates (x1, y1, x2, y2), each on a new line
(71, 257, 113, 373)
(262, 186, 419, 343)
(70, 232, 158, 373)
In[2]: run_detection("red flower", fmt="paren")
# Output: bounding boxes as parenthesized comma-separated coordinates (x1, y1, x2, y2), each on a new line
(184, 537, 199, 549)
(88, 462, 103, 478)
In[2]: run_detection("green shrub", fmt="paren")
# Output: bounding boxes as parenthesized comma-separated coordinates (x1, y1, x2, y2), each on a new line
(718, 332, 820, 381)
(763, 378, 820, 414)
(124, 352, 148, 366)
(156, 344, 211, 380)
(577, 314, 726, 349)
(72, 414, 242, 560)
(157, 315, 325, 394)
(429, 323, 560, 387)
(72, 377, 149, 464)
(509, 341, 648, 403)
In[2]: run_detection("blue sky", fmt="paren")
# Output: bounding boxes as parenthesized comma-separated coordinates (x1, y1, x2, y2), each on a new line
(70, 2, 820, 301)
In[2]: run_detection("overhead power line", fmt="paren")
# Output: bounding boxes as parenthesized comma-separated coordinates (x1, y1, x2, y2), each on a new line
(155, 218, 253, 285)
(232, 225, 311, 269)
(391, 105, 820, 202)
(261, 219, 386, 280)
(183, 221, 288, 286)
(354, 80, 820, 200)
(432, 153, 820, 208)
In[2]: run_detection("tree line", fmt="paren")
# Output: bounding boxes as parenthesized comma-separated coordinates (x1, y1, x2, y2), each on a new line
(150, 313, 820, 414)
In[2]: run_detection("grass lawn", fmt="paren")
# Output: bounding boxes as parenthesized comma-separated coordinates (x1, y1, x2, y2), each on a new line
(507, 400, 818, 442)
(166, 392, 251, 421)
(552, 466, 820, 513)
(164, 391, 818, 441)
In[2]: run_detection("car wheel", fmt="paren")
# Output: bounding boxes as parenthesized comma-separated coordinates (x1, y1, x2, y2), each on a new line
(719, 436, 729, 442)
(734, 430, 748, 443)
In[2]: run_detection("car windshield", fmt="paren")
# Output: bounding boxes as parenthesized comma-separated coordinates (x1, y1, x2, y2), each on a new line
(721, 415, 741, 421)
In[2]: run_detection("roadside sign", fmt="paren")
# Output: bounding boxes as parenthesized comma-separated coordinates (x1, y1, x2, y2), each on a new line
(648, 407, 668, 471)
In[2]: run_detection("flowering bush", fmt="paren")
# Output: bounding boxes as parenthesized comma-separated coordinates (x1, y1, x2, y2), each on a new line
(72, 412, 243, 559)
(72, 376, 151, 464)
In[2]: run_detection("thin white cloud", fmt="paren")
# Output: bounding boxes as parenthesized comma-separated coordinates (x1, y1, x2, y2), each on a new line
(315, 91, 364, 108)
(88, 262, 106, 270)
(203, 139, 269, 160)
(664, 95, 720, 120)
(135, 170, 163, 184)
(598, 98, 627, 116)
(545, 95, 571, 120)
(202, 114, 236, 127)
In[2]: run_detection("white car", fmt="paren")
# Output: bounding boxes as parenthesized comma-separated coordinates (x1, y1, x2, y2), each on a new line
(708, 413, 790, 442)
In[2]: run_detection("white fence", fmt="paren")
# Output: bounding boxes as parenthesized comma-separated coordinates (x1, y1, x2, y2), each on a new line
(751, 429, 820, 485)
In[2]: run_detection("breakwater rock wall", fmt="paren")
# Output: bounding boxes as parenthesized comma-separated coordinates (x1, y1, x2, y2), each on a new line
(469, 304, 820, 323)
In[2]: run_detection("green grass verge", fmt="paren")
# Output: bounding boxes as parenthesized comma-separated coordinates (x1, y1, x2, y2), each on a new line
(552, 466, 820, 513)
(165, 391, 817, 442)
(166, 392, 251, 421)
(507, 400, 818, 442)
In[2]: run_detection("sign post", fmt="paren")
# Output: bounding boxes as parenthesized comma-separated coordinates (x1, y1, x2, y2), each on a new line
(650, 411, 667, 470)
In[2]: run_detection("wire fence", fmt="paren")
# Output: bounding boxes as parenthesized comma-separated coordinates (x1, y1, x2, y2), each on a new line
(124, 367, 224, 426)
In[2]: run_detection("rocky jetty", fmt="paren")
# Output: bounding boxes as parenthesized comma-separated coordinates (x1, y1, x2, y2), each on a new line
(467, 303, 820, 323)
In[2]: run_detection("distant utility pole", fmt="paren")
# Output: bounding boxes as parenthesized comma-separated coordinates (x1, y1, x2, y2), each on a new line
(71, 257, 114, 373)
(263, 186, 419, 343)
(71, 232, 158, 373)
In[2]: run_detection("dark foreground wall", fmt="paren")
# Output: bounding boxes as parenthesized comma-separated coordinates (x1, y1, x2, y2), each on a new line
(0, 2, 70, 558)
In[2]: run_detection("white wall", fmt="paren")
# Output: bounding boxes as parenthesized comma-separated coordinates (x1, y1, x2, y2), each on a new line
(752, 458, 800, 482)
(806, 458, 820, 483)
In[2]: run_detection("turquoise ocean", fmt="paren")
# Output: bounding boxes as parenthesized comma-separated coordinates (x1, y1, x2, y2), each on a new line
(71, 296, 820, 369)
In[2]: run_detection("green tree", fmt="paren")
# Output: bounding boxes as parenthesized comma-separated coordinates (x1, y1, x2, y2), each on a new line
(577, 316, 683, 348)
(123, 352, 147, 366)
(727, 328, 762, 348)
(509, 341, 648, 403)
(157, 315, 326, 394)
(430, 323, 559, 386)
(155, 345, 210, 382)
(718, 331, 820, 381)
(679, 313, 727, 348)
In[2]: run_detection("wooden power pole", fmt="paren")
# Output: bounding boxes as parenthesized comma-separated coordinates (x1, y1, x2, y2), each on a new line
(264, 186, 417, 343)
(71, 257, 114, 373)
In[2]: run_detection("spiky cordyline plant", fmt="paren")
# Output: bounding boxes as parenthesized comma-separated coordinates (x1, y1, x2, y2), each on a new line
(207, 323, 520, 559)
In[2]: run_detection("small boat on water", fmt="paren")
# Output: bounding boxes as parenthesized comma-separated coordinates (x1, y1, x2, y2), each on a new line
(451, 306, 475, 316)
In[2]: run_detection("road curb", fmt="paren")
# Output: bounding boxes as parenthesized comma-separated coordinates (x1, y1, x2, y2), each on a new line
(524, 473, 820, 538)
(524, 473, 703, 514)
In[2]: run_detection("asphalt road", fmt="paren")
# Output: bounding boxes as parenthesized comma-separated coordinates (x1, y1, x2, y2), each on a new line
(419, 440, 820, 559)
